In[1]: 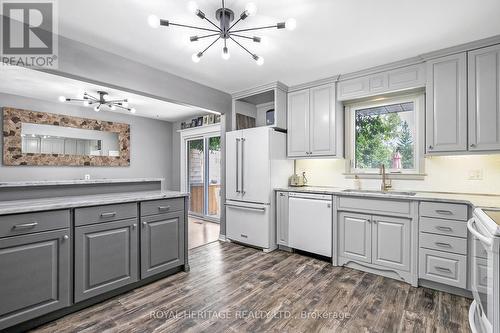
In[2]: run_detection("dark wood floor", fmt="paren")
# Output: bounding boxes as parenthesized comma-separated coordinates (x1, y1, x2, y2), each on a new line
(32, 242, 472, 333)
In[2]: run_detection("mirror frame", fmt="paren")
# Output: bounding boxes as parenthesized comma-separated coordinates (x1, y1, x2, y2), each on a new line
(2, 107, 130, 166)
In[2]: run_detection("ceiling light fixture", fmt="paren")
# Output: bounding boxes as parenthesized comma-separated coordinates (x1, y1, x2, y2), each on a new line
(148, 1, 296, 65)
(59, 91, 137, 114)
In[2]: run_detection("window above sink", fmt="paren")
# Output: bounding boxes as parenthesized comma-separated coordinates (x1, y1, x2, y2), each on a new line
(344, 93, 425, 178)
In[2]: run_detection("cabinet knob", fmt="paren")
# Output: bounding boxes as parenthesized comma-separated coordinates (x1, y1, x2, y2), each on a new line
(142, 221, 147, 226)
(327, 204, 331, 208)
(428, 145, 433, 150)
(279, 193, 285, 197)
(132, 224, 137, 229)
(470, 144, 476, 148)
(63, 235, 69, 240)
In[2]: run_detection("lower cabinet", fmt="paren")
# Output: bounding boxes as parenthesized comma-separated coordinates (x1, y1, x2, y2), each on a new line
(0, 229, 70, 330)
(276, 192, 289, 246)
(140, 211, 185, 279)
(338, 212, 411, 272)
(74, 218, 139, 303)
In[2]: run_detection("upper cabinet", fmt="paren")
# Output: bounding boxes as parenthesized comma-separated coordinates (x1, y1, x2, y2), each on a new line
(337, 64, 426, 101)
(287, 83, 343, 158)
(425, 53, 468, 153)
(232, 82, 288, 131)
(468, 44, 500, 152)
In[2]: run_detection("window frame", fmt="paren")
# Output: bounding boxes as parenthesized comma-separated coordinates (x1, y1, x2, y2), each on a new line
(345, 93, 425, 178)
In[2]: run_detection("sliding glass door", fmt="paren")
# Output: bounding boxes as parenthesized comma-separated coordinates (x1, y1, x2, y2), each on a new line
(187, 135, 221, 222)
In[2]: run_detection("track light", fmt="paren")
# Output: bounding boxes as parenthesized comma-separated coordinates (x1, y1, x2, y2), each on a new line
(222, 47, 230, 60)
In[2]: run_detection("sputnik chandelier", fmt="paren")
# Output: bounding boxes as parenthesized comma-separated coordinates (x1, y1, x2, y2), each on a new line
(58, 91, 137, 114)
(148, 1, 297, 65)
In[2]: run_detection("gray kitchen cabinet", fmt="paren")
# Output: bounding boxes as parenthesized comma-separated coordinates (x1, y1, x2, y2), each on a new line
(287, 89, 310, 157)
(468, 44, 500, 152)
(287, 83, 342, 158)
(0, 229, 70, 330)
(276, 191, 289, 246)
(372, 216, 411, 271)
(75, 218, 138, 302)
(426, 53, 468, 153)
(140, 211, 184, 279)
(339, 212, 372, 264)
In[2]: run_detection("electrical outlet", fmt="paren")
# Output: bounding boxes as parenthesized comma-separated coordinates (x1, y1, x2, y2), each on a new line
(468, 169, 483, 180)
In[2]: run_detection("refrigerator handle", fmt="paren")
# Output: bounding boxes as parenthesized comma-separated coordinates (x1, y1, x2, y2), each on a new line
(241, 138, 246, 195)
(236, 138, 241, 193)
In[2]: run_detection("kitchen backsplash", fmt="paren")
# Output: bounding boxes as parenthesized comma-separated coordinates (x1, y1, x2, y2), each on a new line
(295, 155, 500, 195)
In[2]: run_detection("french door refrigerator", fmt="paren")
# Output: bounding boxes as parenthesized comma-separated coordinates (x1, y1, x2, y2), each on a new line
(225, 127, 293, 251)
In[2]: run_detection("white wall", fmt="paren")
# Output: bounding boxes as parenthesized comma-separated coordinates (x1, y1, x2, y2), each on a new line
(296, 155, 500, 195)
(1, 93, 174, 189)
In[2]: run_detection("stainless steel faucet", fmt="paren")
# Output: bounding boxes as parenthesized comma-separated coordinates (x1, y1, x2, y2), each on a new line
(380, 164, 392, 192)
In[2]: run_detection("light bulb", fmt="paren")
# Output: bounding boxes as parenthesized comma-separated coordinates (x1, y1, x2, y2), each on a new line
(245, 2, 257, 16)
(103, 94, 110, 101)
(192, 52, 202, 63)
(130, 108, 137, 114)
(58, 96, 66, 102)
(256, 56, 264, 66)
(94, 105, 100, 112)
(148, 15, 160, 29)
(83, 100, 89, 107)
(110, 105, 116, 111)
(222, 47, 230, 60)
(285, 18, 297, 31)
(122, 101, 129, 108)
(187, 1, 198, 14)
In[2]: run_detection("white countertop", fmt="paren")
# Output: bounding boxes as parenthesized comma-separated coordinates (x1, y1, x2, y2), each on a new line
(0, 190, 188, 216)
(0, 178, 164, 188)
(275, 186, 500, 209)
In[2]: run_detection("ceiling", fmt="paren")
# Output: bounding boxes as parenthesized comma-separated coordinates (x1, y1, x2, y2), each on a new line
(56, 0, 500, 93)
(0, 66, 215, 122)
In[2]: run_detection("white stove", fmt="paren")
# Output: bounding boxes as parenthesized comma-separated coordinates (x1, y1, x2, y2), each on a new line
(468, 208, 500, 333)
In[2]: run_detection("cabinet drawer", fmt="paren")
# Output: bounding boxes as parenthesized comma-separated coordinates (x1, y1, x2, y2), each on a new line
(339, 197, 410, 215)
(419, 217, 467, 238)
(0, 210, 70, 238)
(419, 232, 467, 255)
(75, 203, 137, 226)
(140, 198, 184, 217)
(419, 248, 466, 288)
(420, 202, 468, 221)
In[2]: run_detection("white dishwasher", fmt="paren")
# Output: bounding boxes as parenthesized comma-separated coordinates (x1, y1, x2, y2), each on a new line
(288, 192, 332, 257)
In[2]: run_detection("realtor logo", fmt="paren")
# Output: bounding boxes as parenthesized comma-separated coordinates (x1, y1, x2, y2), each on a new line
(1, 0, 58, 68)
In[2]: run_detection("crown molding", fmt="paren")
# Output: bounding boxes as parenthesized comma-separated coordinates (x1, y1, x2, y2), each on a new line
(288, 75, 340, 92)
(420, 34, 500, 60)
(231, 81, 288, 99)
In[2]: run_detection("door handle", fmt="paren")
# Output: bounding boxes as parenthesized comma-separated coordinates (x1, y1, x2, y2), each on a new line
(241, 138, 245, 195)
(13, 222, 38, 229)
(158, 206, 170, 212)
(100, 212, 117, 218)
(236, 138, 240, 193)
(467, 218, 493, 246)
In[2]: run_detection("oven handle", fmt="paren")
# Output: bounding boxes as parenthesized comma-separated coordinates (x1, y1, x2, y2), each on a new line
(467, 218, 493, 246)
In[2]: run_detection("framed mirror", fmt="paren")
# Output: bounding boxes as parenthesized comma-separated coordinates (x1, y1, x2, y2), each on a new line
(3, 108, 130, 166)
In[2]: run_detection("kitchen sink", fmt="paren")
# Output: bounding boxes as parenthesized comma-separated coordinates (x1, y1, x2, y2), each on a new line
(342, 189, 417, 196)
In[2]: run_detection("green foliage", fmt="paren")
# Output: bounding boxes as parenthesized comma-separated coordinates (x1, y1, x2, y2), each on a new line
(189, 137, 221, 152)
(355, 112, 414, 170)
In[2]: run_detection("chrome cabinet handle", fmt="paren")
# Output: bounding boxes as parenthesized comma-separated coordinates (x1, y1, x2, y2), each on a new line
(158, 206, 170, 211)
(100, 212, 117, 218)
(13, 222, 38, 229)
(435, 242, 452, 248)
(435, 210, 453, 215)
(63, 235, 69, 240)
(436, 226, 453, 232)
(236, 138, 240, 193)
(224, 203, 265, 212)
(142, 221, 147, 226)
(435, 266, 452, 273)
(241, 138, 245, 195)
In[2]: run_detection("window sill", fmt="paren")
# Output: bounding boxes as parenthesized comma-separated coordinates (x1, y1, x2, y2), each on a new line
(343, 173, 427, 180)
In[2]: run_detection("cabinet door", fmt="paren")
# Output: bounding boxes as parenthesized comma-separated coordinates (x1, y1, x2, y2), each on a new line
(338, 212, 371, 263)
(372, 216, 411, 271)
(276, 192, 289, 246)
(225, 130, 243, 201)
(75, 219, 138, 303)
(141, 211, 185, 279)
(468, 44, 500, 151)
(287, 89, 310, 157)
(426, 53, 468, 153)
(0, 229, 70, 330)
(309, 84, 337, 156)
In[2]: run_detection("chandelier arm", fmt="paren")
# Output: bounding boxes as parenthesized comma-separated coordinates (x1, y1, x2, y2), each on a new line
(195, 33, 220, 41)
(201, 37, 222, 54)
(229, 36, 254, 58)
(227, 17, 243, 31)
(202, 16, 222, 32)
(168, 22, 220, 33)
(105, 99, 128, 104)
(85, 94, 98, 101)
(230, 25, 279, 34)
(230, 33, 257, 41)
(66, 99, 86, 102)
